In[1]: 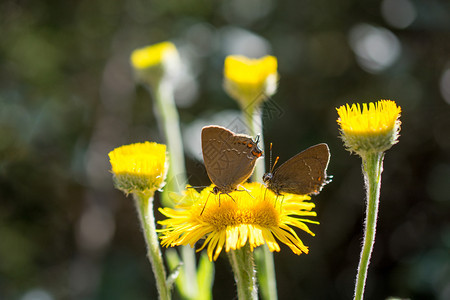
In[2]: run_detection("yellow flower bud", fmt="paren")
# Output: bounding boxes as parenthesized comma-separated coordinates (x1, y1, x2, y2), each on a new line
(223, 55, 278, 108)
(130, 41, 180, 85)
(337, 100, 401, 155)
(108, 142, 168, 196)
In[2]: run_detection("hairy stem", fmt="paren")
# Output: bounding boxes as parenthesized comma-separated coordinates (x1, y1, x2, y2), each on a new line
(134, 192, 171, 300)
(354, 151, 384, 300)
(228, 244, 258, 300)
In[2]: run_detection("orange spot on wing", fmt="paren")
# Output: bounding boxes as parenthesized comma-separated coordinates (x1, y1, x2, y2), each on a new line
(252, 150, 262, 157)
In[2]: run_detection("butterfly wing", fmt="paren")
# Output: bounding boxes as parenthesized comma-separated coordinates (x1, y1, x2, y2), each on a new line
(268, 143, 330, 195)
(202, 126, 262, 192)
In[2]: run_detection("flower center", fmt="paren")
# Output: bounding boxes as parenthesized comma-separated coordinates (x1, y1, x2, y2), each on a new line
(199, 197, 280, 230)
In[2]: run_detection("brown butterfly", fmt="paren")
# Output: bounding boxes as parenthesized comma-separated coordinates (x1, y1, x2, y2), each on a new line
(201, 125, 263, 196)
(263, 143, 331, 196)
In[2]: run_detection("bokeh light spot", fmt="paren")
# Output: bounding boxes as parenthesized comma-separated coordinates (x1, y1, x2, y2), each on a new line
(439, 66, 450, 105)
(349, 24, 401, 73)
(381, 0, 417, 29)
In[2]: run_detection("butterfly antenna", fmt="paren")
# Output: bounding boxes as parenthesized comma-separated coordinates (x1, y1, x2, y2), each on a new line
(268, 143, 279, 173)
(269, 143, 273, 170)
(272, 156, 280, 173)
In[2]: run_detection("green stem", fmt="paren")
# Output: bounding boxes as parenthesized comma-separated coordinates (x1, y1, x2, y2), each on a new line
(134, 192, 171, 300)
(154, 79, 187, 195)
(243, 104, 265, 181)
(243, 104, 277, 300)
(180, 243, 197, 297)
(228, 244, 258, 300)
(261, 244, 277, 300)
(354, 151, 384, 300)
(152, 79, 198, 298)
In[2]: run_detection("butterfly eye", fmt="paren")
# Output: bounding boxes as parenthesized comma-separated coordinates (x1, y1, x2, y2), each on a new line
(262, 172, 273, 182)
(213, 186, 220, 194)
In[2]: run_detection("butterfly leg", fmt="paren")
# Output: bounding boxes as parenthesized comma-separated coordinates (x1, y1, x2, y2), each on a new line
(274, 194, 278, 208)
(263, 187, 269, 203)
(278, 194, 285, 213)
(224, 192, 236, 202)
(237, 185, 254, 199)
(201, 190, 213, 215)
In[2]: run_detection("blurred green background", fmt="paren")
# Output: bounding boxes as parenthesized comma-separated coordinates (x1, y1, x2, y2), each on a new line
(1, 0, 450, 299)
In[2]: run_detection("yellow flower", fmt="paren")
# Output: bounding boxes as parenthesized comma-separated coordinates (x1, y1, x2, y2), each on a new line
(108, 142, 168, 195)
(337, 100, 401, 154)
(223, 55, 278, 108)
(131, 41, 178, 70)
(158, 182, 318, 261)
(130, 41, 180, 84)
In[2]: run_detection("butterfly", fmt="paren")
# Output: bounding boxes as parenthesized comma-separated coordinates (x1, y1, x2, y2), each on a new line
(201, 125, 263, 196)
(263, 143, 331, 196)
